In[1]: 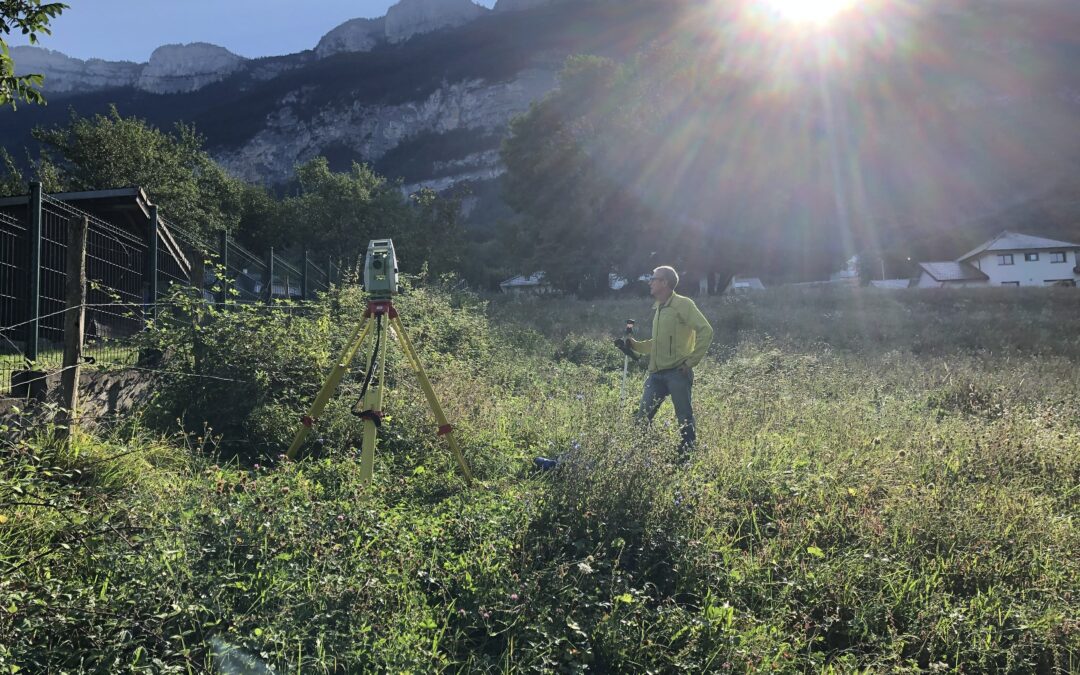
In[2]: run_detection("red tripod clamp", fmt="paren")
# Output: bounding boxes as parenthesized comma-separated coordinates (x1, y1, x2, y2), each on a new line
(364, 300, 398, 319)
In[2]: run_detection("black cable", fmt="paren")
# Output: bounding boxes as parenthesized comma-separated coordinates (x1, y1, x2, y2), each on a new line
(352, 313, 383, 417)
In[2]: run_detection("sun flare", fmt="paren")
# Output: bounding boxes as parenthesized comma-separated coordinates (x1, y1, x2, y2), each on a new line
(761, 0, 857, 24)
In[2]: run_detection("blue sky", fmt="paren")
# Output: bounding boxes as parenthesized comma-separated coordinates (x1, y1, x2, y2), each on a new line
(11, 0, 497, 62)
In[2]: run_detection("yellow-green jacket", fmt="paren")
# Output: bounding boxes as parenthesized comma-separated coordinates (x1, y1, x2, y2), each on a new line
(629, 292, 714, 373)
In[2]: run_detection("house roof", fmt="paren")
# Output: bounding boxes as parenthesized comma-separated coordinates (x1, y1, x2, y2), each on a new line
(499, 272, 547, 288)
(917, 261, 988, 282)
(958, 231, 1080, 261)
(870, 279, 912, 289)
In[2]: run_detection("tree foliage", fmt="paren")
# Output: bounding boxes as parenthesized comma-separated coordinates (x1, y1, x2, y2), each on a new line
(14, 108, 463, 275)
(281, 157, 462, 275)
(0, 0, 67, 108)
(33, 106, 244, 237)
(501, 42, 873, 292)
(501, 56, 652, 295)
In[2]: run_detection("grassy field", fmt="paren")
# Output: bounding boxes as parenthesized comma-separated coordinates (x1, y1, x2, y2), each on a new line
(1, 286, 1078, 673)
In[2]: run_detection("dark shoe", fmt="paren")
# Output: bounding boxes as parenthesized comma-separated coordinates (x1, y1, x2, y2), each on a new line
(533, 456, 559, 471)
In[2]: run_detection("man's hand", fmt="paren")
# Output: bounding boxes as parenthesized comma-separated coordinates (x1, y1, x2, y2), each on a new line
(614, 337, 636, 358)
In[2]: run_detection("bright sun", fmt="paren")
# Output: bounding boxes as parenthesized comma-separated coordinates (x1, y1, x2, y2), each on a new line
(761, 0, 857, 24)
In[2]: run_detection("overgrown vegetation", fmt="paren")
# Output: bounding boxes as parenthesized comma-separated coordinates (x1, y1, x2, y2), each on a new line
(2, 286, 1077, 672)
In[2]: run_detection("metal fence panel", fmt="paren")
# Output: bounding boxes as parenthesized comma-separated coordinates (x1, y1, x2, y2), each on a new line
(0, 210, 28, 391)
(1, 190, 321, 396)
(42, 195, 148, 369)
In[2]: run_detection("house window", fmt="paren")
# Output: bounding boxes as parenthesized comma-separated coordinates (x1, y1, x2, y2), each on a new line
(1025, 252, 1039, 262)
(997, 254, 1014, 265)
(1001, 281, 1020, 287)
(1050, 251, 1067, 263)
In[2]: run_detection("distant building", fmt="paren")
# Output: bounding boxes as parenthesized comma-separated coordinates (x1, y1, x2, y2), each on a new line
(957, 232, 1080, 287)
(913, 262, 989, 288)
(499, 272, 553, 294)
(915, 231, 1080, 288)
(723, 275, 766, 293)
(830, 255, 860, 282)
(870, 279, 912, 289)
(609, 272, 651, 291)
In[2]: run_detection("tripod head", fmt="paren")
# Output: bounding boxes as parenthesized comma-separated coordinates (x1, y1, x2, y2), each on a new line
(364, 239, 399, 299)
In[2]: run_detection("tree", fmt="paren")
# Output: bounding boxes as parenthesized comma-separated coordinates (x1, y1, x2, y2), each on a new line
(33, 106, 243, 237)
(0, 146, 65, 195)
(501, 56, 649, 295)
(1, 0, 67, 108)
(500, 42, 862, 290)
(281, 157, 463, 274)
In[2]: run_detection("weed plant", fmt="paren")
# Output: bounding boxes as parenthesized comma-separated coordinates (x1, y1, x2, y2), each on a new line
(1, 286, 1077, 672)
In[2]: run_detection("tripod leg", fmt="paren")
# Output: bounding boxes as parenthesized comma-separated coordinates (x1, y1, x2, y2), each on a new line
(359, 327, 387, 483)
(389, 315, 474, 485)
(286, 317, 373, 459)
(621, 354, 628, 402)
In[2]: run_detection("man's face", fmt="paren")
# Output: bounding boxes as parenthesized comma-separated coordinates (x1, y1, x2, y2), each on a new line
(649, 274, 670, 300)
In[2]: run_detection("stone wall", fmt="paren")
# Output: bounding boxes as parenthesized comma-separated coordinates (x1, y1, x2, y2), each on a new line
(1, 368, 159, 430)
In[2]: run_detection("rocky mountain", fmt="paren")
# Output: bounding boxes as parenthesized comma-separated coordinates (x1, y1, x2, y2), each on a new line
(1, 0, 1079, 242)
(314, 18, 386, 59)
(1, 0, 662, 192)
(385, 0, 488, 43)
(8, 47, 141, 93)
(316, 0, 491, 57)
(10, 42, 247, 95)
(137, 44, 247, 94)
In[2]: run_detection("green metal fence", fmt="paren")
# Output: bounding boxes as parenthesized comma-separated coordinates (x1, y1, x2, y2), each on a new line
(0, 183, 342, 397)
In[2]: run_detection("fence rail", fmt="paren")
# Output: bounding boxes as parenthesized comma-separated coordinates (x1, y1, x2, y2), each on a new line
(0, 183, 343, 397)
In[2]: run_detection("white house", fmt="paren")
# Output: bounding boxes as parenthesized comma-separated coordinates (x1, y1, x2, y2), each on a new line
(915, 231, 1080, 288)
(958, 232, 1080, 287)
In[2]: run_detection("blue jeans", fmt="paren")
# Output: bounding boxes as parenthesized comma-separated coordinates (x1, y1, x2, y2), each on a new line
(636, 367, 696, 454)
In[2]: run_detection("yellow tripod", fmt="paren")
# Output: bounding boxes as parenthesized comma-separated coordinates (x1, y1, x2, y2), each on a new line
(286, 299, 473, 485)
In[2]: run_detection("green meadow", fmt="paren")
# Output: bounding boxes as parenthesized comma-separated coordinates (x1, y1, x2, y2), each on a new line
(1, 285, 1078, 673)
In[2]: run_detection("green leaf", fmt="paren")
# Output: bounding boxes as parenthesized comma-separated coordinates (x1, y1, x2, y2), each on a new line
(615, 593, 634, 604)
(807, 546, 825, 559)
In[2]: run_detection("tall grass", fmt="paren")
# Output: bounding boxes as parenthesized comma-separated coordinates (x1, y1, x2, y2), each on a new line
(1, 286, 1077, 672)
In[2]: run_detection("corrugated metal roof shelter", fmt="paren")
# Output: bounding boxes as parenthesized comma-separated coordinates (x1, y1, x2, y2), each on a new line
(917, 262, 988, 282)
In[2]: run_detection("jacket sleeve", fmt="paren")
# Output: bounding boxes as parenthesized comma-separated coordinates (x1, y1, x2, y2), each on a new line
(683, 301, 713, 368)
(629, 337, 652, 355)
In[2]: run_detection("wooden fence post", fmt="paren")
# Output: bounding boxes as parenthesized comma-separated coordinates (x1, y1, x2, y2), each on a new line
(58, 215, 88, 440)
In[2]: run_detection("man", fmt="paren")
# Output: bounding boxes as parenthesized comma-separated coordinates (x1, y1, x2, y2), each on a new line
(617, 266, 713, 457)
